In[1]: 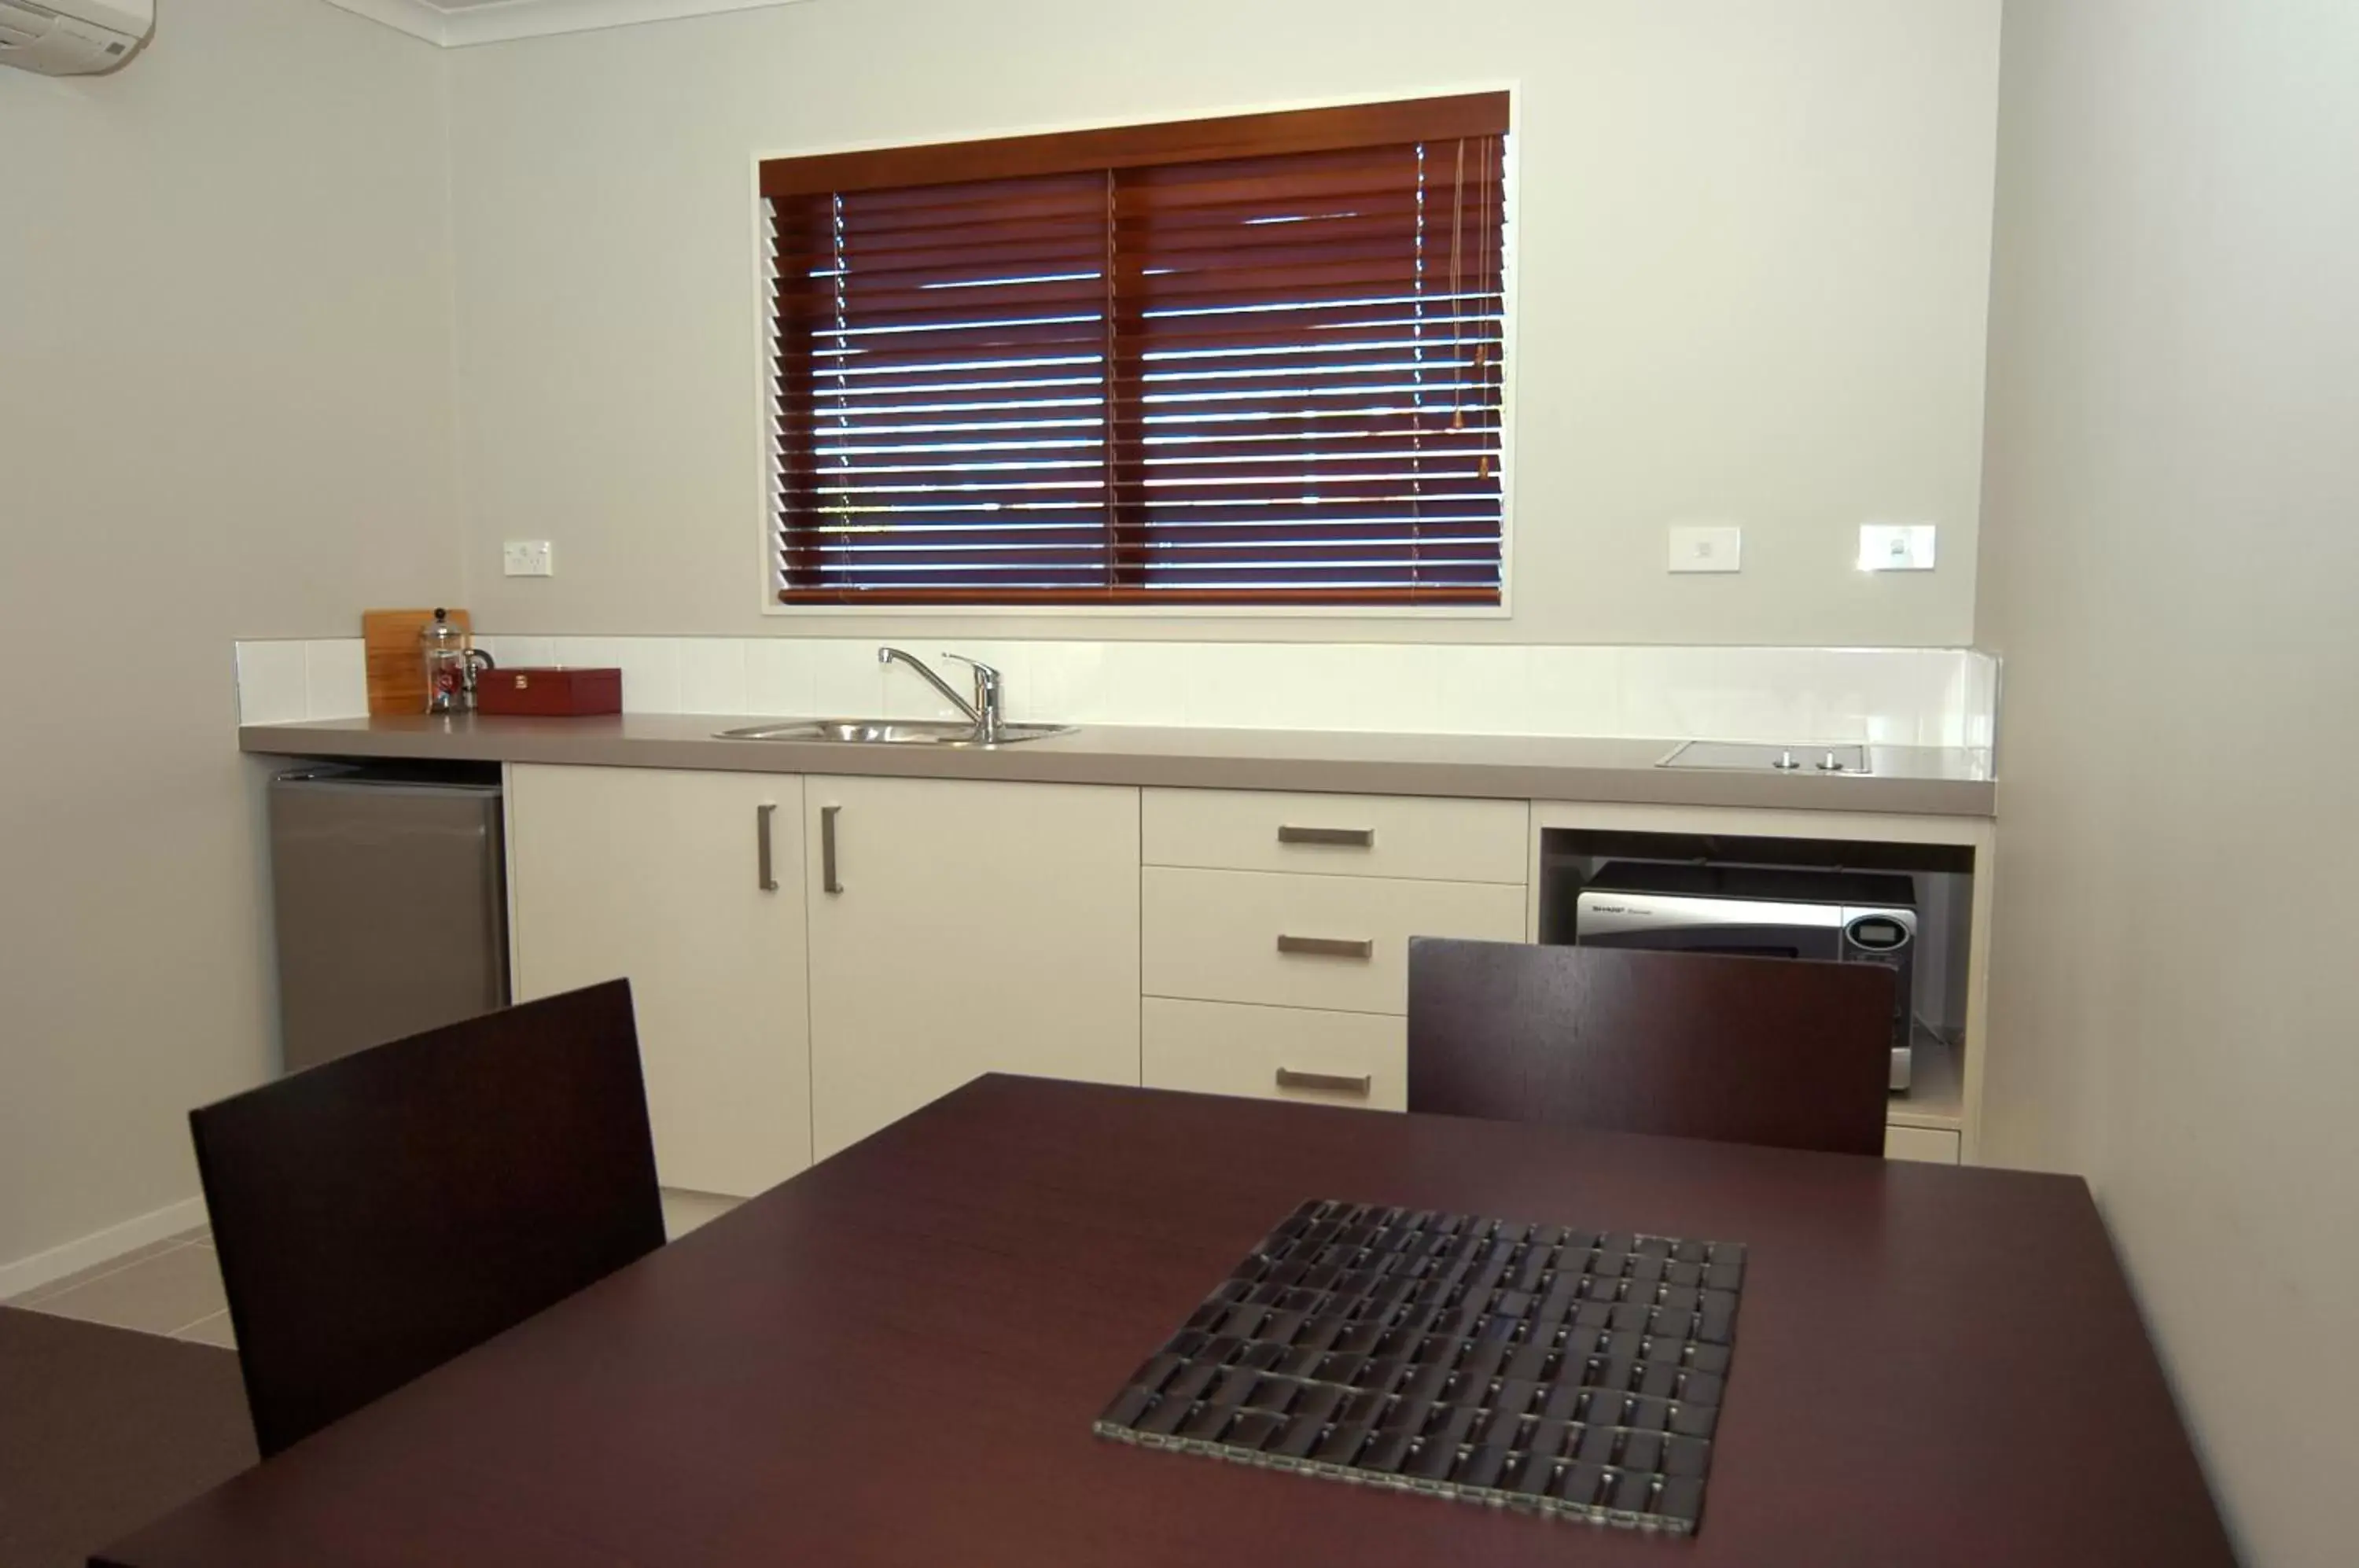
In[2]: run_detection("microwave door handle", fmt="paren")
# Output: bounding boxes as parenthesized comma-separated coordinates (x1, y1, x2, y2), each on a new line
(1579, 925, 1842, 960)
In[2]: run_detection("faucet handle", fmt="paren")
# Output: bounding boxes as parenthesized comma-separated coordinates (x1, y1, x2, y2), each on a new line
(937, 653, 1003, 742)
(937, 650, 999, 675)
(937, 651, 1002, 694)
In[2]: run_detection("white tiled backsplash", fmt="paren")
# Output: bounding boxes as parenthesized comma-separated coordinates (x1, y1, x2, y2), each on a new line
(234, 639, 369, 727)
(234, 636, 2000, 748)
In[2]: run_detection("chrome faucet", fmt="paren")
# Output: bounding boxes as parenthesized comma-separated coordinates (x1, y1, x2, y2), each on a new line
(878, 647, 1006, 745)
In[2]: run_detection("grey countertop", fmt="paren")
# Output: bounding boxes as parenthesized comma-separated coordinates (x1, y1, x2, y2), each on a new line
(239, 714, 1996, 817)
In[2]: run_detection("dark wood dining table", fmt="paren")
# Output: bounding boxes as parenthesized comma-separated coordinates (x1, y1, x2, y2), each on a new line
(96, 1075, 2236, 1568)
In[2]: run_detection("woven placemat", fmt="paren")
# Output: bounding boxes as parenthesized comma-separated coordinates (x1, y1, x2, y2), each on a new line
(1095, 1198, 1744, 1534)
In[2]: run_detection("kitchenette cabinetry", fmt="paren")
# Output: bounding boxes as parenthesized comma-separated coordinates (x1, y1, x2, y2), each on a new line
(1139, 790, 1529, 1113)
(804, 777, 1143, 1161)
(508, 764, 811, 1197)
(469, 759, 1986, 1176)
(1532, 798, 1989, 1165)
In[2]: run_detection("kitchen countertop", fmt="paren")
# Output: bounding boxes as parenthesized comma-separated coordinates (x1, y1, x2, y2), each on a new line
(239, 714, 1995, 817)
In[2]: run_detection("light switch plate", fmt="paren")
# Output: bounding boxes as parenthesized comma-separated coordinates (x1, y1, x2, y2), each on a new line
(502, 540, 554, 577)
(1858, 524, 1936, 572)
(1668, 525, 1742, 573)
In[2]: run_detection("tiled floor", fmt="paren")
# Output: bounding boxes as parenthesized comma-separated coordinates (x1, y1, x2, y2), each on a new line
(5, 1191, 742, 1349)
(7, 1228, 231, 1346)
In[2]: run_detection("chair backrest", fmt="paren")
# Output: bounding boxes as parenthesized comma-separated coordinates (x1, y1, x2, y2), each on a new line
(190, 979, 664, 1457)
(1406, 939, 1894, 1156)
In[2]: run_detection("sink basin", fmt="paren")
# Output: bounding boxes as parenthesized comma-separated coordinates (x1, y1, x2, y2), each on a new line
(714, 719, 1075, 746)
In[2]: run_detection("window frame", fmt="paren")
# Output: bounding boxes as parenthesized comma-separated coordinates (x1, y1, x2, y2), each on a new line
(750, 90, 1519, 620)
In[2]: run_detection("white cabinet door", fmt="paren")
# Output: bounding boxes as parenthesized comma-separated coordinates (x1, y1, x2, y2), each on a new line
(509, 764, 810, 1197)
(806, 776, 1140, 1161)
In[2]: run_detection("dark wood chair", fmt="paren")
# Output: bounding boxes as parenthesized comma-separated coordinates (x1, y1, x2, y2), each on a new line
(189, 979, 665, 1457)
(1406, 939, 1894, 1155)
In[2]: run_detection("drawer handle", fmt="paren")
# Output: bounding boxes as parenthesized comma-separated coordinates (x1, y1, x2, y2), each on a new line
(1276, 1067, 1373, 1097)
(1275, 934, 1375, 959)
(1277, 825, 1375, 848)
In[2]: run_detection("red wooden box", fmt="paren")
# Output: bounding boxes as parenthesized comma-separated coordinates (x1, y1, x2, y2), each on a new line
(474, 666, 623, 716)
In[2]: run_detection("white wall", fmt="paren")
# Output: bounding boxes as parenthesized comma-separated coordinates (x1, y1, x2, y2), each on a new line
(446, 0, 2000, 646)
(1975, 3, 2359, 1563)
(0, 0, 457, 1280)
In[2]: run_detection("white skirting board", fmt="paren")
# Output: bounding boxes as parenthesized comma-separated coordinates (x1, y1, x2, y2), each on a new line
(0, 1194, 208, 1303)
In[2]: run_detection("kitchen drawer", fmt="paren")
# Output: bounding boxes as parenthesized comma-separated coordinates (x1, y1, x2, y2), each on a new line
(1883, 1124, 1961, 1165)
(1143, 789, 1528, 885)
(1144, 998, 1406, 1112)
(1143, 866, 1527, 1015)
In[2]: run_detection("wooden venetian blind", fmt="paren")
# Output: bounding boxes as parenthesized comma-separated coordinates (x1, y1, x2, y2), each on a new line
(762, 94, 1510, 605)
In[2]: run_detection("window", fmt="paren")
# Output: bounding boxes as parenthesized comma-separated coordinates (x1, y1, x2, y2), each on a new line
(761, 94, 1510, 605)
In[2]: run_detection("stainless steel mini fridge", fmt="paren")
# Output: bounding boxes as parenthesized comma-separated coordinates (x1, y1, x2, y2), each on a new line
(268, 764, 509, 1072)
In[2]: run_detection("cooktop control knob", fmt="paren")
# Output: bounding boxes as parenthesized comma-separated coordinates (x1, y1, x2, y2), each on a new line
(1774, 749, 1801, 771)
(1817, 751, 1846, 771)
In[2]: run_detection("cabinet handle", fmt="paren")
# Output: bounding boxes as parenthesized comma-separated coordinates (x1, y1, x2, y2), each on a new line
(820, 804, 842, 895)
(1276, 1067, 1373, 1097)
(756, 804, 778, 893)
(1277, 825, 1375, 848)
(1275, 934, 1375, 959)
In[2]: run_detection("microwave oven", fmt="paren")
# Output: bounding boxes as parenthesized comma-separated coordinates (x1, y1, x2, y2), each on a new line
(1572, 862, 1919, 1091)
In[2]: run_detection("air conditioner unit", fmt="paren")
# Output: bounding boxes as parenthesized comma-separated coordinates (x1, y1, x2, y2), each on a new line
(0, 0, 151, 76)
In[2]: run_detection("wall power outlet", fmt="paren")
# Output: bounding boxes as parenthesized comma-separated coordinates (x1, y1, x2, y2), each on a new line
(502, 540, 554, 577)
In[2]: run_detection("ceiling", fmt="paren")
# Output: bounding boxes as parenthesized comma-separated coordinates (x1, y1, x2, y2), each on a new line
(317, 0, 812, 48)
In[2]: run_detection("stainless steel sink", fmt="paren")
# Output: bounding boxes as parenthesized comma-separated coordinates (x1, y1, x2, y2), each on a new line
(714, 719, 1075, 747)
(722, 649, 1069, 747)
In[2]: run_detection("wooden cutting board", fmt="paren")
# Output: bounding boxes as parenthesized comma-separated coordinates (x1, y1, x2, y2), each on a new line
(362, 608, 471, 716)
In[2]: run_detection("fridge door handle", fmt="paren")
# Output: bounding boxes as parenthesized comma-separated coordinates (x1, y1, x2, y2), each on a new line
(756, 804, 778, 893)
